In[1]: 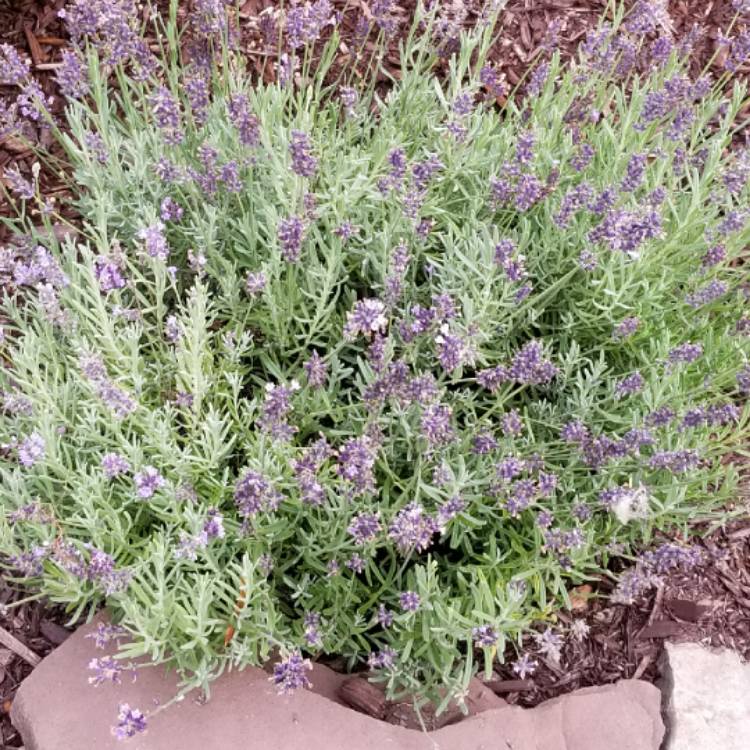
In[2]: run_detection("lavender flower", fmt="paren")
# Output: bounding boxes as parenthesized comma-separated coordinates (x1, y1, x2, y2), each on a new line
(377, 604, 394, 628)
(303, 612, 322, 647)
(436, 496, 465, 528)
(701, 245, 725, 268)
(344, 298, 388, 340)
(614, 371, 644, 398)
(399, 590, 421, 612)
(56, 49, 89, 99)
(339, 86, 359, 116)
(685, 280, 728, 309)
(479, 65, 507, 98)
(501, 409, 523, 437)
(1, 43, 30, 85)
(234, 469, 282, 518)
(666, 342, 703, 367)
(93, 255, 126, 292)
(724, 31, 750, 73)
(245, 271, 267, 296)
(388, 502, 439, 554)
(278, 216, 306, 263)
(514, 174, 544, 212)
(527, 62, 549, 96)
(420, 403, 455, 448)
(613, 317, 639, 339)
(289, 130, 317, 178)
(472, 432, 498, 455)
(620, 153, 647, 192)
(507, 340, 558, 385)
(101, 453, 130, 479)
(434, 326, 466, 373)
(515, 130, 535, 165)
(272, 650, 312, 694)
(203, 508, 225, 539)
(303, 351, 328, 388)
(512, 653, 538, 679)
(228, 93, 260, 147)
(133, 467, 165, 499)
(578, 249, 598, 271)
(336, 436, 377, 496)
(534, 627, 563, 663)
(111, 703, 147, 740)
(347, 512, 381, 544)
(472, 625, 498, 648)
(86, 622, 127, 649)
(648, 450, 700, 473)
(137, 222, 169, 262)
(18, 432, 45, 467)
(285, 0, 333, 49)
(160, 197, 183, 222)
(3, 167, 34, 200)
(368, 647, 397, 669)
(571, 143, 595, 172)
(346, 553, 366, 573)
(258, 381, 299, 440)
(88, 656, 134, 686)
(148, 86, 183, 145)
(738, 365, 750, 394)
(334, 221, 358, 242)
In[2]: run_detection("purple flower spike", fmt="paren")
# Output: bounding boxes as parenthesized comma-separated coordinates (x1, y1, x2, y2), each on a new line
(56, 49, 89, 99)
(368, 646, 397, 669)
(228, 93, 260, 147)
(148, 85, 183, 145)
(88, 656, 134, 686)
(101, 453, 130, 479)
(272, 651, 312, 694)
(134, 466, 165, 499)
(614, 371, 644, 398)
(111, 703, 147, 741)
(278, 216, 306, 263)
(399, 590, 421, 612)
(512, 653, 538, 679)
(472, 624, 498, 648)
(234, 469, 282, 518)
(388, 502, 439, 554)
(289, 130, 318, 178)
(347, 512, 381, 544)
(18, 432, 45, 467)
(303, 351, 328, 388)
(344, 299, 388, 340)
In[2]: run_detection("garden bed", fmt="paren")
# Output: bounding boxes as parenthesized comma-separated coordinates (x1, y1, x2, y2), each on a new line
(0, 2, 750, 742)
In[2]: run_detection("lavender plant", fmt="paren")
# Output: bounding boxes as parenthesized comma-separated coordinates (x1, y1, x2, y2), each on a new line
(2, 0, 750, 731)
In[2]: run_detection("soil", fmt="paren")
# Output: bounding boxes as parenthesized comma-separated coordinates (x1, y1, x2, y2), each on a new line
(1, 0, 749, 744)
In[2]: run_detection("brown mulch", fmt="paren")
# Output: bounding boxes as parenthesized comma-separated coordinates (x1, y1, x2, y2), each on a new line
(1, 0, 750, 744)
(0, 587, 71, 747)
(488, 516, 750, 709)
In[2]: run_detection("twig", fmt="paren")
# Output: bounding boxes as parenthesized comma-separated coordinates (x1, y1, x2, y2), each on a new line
(632, 654, 652, 680)
(483, 679, 534, 694)
(23, 25, 46, 66)
(0, 625, 42, 667)
(647, 585, 665, 627)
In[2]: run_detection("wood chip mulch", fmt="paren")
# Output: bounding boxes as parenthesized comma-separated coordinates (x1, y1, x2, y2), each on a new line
(490, 516, 750, 709)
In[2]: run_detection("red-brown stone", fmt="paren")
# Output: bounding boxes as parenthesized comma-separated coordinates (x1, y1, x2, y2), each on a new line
(11, 617, 664, 750)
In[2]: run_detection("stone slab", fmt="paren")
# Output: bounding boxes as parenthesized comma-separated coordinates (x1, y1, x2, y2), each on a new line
(661, 642, 750, 750)
(12, 618, 664, 750)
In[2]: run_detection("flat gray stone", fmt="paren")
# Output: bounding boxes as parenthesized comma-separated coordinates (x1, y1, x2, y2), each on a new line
(12, 617, 664, 750)
(661, 642, 750, 750)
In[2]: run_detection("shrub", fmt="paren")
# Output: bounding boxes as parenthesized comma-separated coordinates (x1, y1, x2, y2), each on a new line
(1, 0, 750, 728)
